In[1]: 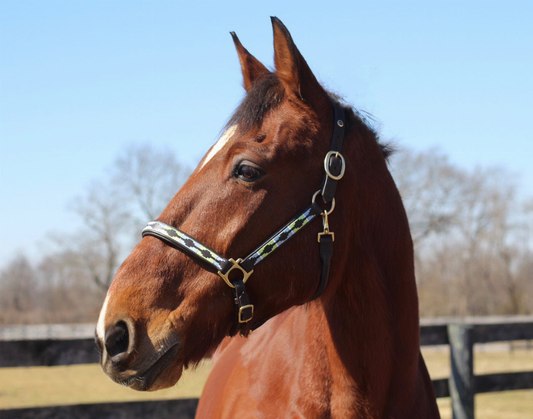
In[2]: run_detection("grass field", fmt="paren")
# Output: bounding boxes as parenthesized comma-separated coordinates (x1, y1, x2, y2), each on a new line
(0, 346, 531, 418)
(422, 346, 533, 418)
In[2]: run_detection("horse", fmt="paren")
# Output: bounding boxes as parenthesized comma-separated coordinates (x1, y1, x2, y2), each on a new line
(95, 17, 440, 419)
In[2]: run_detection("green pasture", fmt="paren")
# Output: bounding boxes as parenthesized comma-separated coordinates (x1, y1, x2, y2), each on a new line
(0, 347, 531, 418)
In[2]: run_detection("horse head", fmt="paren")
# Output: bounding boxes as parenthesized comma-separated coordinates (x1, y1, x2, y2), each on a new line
(94, 18, 363, 391)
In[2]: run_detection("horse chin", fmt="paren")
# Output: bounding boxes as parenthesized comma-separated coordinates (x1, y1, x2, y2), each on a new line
(106, 342, 183, 392)
(134, 345, 183, 391)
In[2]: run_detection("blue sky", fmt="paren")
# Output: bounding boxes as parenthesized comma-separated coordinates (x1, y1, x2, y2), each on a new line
(1, 0, 532, 264)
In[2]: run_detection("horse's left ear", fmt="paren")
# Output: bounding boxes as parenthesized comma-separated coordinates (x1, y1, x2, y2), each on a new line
(271, 17, 333, 128)
(231, 32, 270, 92)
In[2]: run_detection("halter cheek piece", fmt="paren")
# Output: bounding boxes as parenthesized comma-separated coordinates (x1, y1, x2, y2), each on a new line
(142, 101, 346, 336)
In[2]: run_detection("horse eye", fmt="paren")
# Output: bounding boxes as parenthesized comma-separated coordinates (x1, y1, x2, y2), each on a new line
(236, 163, 263, 182)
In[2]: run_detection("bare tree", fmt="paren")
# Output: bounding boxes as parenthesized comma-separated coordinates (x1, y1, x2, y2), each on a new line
(0, 255, 38, 323)
(112, 143, 190, 222)
(68, 179, 131, 290)
(38, 250, 105, 323)
(391, 147, 465, 248)
(392, 148, 532, 317)
(66, 143, 190, 291)
(452, 167, 517, 315)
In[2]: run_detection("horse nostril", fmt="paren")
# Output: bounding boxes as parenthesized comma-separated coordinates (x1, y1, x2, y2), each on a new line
(104, 320, 130, 358)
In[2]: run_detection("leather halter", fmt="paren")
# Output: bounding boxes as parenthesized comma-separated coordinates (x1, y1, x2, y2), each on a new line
(142, 100, 346, 336)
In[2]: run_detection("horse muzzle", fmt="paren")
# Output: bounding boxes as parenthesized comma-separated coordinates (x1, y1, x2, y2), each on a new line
(95, 317, 183, 391)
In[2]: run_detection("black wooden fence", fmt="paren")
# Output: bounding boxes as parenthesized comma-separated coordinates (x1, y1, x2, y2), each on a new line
(1, 317, 532, 419)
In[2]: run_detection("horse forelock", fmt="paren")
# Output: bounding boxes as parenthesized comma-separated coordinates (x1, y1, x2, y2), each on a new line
(226, 73, 286, 132)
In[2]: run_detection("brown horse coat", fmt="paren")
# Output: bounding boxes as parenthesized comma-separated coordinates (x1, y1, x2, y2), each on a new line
(96, 17, 440, 419)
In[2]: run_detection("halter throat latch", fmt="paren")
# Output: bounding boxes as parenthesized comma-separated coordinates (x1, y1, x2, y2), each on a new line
(218, 259, 254, 330)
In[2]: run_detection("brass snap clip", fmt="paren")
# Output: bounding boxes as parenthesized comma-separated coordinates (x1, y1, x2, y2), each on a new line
(318, 208, 335, 243)
(311, 191, 336, 243)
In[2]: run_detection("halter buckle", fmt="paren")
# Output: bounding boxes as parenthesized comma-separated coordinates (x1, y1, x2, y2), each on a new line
(218, 258, 254, 289)
(324, 151, 346, 180)
(238, 304, 254, 323)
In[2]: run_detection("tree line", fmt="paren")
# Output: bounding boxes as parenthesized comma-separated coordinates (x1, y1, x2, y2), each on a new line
(0, 144, 531, 324)
(0, 144, 190, 324)
(393, 148, 532, 317)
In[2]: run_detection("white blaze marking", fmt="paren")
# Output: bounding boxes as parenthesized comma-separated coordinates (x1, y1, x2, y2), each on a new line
(198, 125, 237, 172)
(96, 293, 110, 339)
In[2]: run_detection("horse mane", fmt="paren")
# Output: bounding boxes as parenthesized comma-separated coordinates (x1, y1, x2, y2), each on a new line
(226, 74, 394, 160)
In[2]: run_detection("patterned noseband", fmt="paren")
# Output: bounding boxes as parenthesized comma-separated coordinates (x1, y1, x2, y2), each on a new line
(142, 100, 346, 336)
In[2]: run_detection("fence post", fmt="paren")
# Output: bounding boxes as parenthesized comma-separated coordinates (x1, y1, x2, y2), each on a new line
(448, 324, 474, 419)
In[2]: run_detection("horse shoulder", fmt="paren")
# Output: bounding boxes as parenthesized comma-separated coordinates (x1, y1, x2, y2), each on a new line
(196, 306, 330, 418)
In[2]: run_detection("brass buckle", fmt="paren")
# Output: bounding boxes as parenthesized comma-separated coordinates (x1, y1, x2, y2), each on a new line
(238, 304, 254, 323)
(217, 258, 254, 289)
(324, 151, 346, 180)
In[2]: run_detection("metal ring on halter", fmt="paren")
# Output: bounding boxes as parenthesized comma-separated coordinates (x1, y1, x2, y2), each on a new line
(217, 258, 254, 289)
(324, 151, 346, 181)
(312, 190, 336, 215)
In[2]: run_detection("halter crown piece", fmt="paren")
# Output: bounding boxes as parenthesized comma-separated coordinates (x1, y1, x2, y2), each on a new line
(142, 100, 346, 336)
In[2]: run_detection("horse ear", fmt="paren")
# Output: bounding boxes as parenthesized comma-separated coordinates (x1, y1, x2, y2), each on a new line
(231, 32, 270, 92)
(271, 17, 332, 125)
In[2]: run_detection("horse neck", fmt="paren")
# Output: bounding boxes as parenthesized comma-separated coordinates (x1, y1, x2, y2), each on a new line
(309, 123, 422, 413)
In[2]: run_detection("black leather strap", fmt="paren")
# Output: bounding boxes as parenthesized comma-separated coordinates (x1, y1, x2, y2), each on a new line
(311, 234, 334, 300)
(320, 102, 346, 203)
(228, 279, 254, 337)
(309, 100, 347, 301)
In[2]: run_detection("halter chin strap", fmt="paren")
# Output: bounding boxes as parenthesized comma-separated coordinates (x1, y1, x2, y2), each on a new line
(142, 100, 346, 336)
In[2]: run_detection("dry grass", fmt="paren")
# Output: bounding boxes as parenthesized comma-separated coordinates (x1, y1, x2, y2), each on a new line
(422, 344, 533, 378)
(421, 345, 533, 419)
(0, 346, 531, 417)
(0, 360, 212, 409)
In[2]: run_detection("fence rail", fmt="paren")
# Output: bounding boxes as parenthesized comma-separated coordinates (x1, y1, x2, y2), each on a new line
(1, 316, 532, 419)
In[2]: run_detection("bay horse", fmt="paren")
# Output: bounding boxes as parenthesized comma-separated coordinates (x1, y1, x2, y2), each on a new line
(95, 17, 440, 418)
